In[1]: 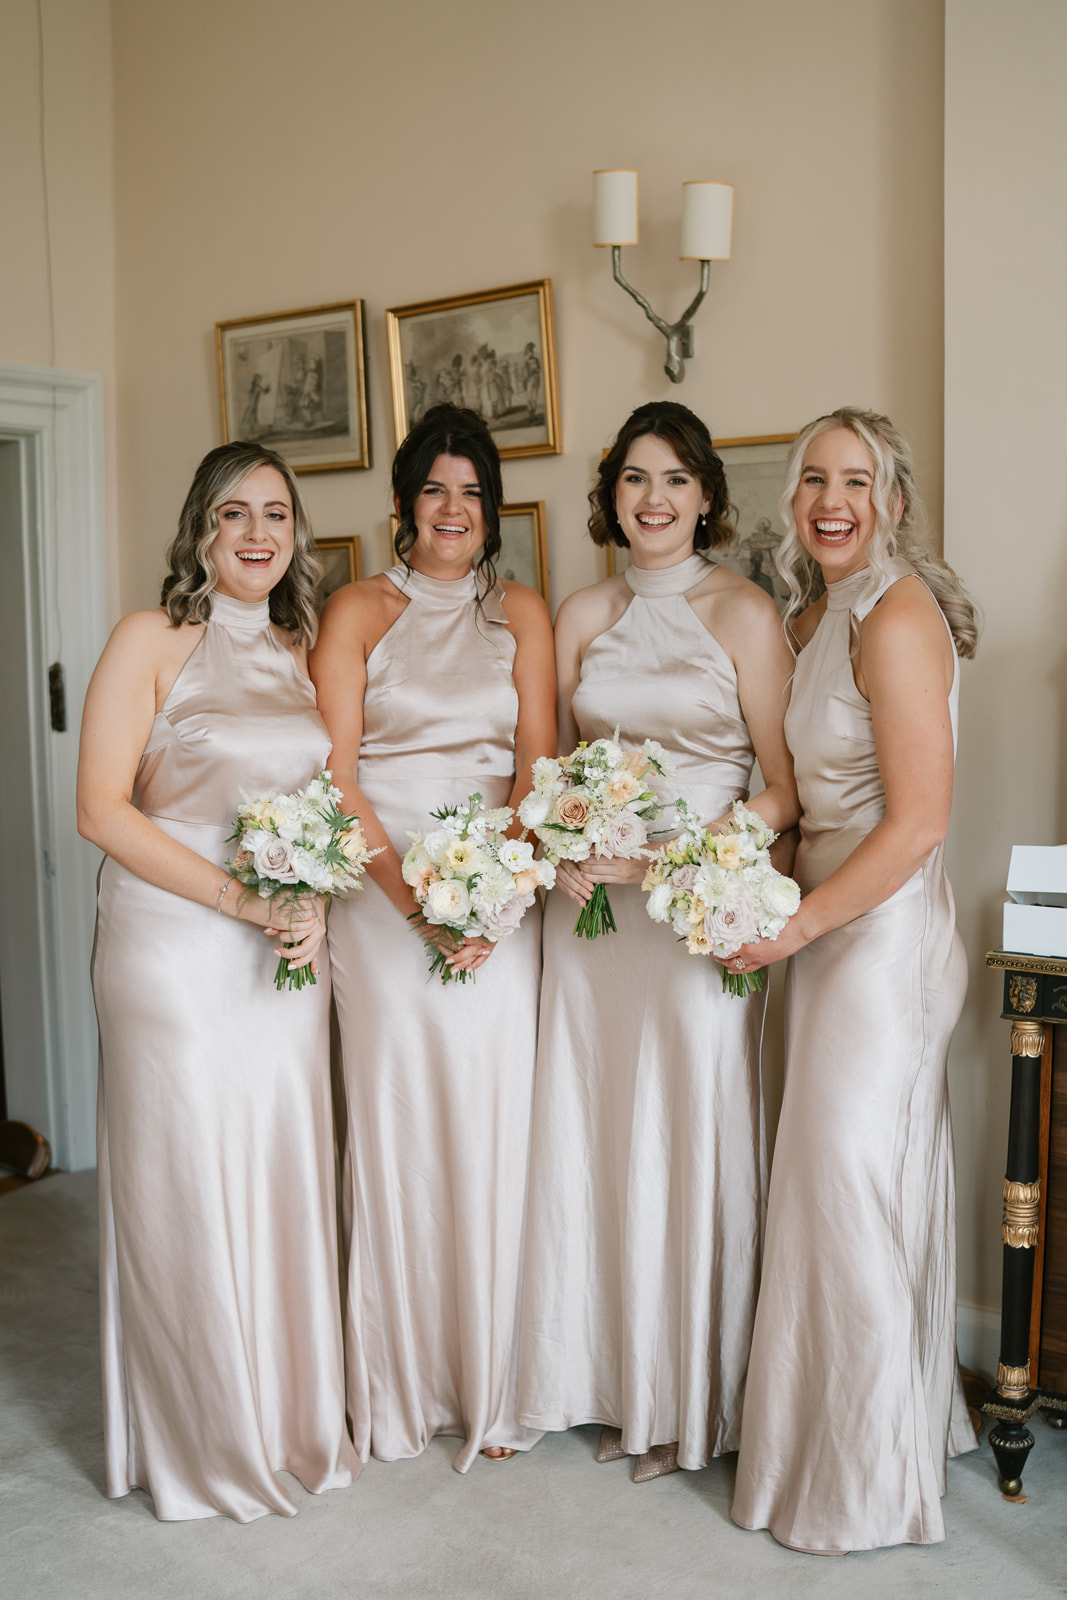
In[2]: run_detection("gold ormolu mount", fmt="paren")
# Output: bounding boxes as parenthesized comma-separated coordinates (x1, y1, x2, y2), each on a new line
(1002, 1179, 1041, 1249)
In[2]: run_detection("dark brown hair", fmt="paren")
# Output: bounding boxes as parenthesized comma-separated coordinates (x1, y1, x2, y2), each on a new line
(160, 441, 321, 644)
(589, 401, 735, 550)
(391, 404, 503, 591)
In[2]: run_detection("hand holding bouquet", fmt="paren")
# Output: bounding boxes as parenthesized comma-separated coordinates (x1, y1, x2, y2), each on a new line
(642, 799, 800, 995)
(402, 792, 555, 985)
(519, 735, 676, 939)
(227, 771, 380, 991)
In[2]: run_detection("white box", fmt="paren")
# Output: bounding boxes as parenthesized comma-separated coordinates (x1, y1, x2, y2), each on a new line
(1002, 901, 1067, 958)
(1006, 843, 1067, 907)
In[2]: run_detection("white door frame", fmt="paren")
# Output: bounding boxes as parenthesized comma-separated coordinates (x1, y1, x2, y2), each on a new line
(0, 362, 107, 1170)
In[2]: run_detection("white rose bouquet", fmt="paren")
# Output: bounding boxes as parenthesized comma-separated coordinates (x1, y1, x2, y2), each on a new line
(518, 735, 676, 939)
(642, 798, 801, 996)
(401, 791, 555, 985)
(226, 771, 380, 991)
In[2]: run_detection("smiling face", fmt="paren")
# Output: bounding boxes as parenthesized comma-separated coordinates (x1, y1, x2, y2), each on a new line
(404, 453, 487, 579)
(613, 433, 711, 569)
(791, 426, 883, 582)
(210, 464, 295, 601)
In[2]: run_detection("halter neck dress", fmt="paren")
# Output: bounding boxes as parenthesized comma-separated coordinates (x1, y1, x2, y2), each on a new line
(92, 592, 358, 1521)
(731, 559, 977, 1553)
(517, 552, 766, 1467)
(327, 564, 543, 1471)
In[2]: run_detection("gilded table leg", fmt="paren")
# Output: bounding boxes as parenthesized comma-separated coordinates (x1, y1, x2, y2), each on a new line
(985, 1018, 1044, 1495)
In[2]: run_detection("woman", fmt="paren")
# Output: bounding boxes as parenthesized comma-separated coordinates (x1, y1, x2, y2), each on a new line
(726, 408, 980, 1553)
(517, 401, 799, 1479)
(310, 404, 556, 1470)
(78, 442, 358, 1521)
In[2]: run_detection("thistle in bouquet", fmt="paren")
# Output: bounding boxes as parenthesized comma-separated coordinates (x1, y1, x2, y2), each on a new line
(226, 771, 381, 991)
(518, 735, 676, 939)
(401, 792, 555, 985)
(642, 799, 801, 996)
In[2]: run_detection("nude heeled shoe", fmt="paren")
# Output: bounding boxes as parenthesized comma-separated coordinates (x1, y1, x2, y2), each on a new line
(631, 1443, 679, 1483)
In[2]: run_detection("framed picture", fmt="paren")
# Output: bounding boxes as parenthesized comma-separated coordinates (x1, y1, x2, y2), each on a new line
(387, 504, 550, 603)
(216, 301, 370, 473)
(386, 280, 561, 459)
(498, 502, 549, 602)
(605, 434, 796, 611)
(315, 535, 362, 611)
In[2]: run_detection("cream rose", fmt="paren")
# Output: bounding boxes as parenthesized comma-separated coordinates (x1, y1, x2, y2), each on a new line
(481, 896, 526, 938)
(339, 825, 367, 863)
(425, 877, 471, 926)
(603, 811, 647, 858)
(705, 894, 759, 955)
(251, 833, 300, 884)
(607, 769, 642, 806)
(554, 793, 592, 829)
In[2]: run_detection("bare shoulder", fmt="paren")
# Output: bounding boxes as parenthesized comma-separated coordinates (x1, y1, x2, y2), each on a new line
(319, 573, 403, 637)
(498, 578, 551, 627)
(861, 573, 946, 645)
(792, 595, 827, 648)
(704, 565, 780, 626)
(555, 573, 629, 633)
(104, 607, 198, 664)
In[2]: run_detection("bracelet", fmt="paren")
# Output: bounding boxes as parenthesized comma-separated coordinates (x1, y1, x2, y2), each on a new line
(216, 878, 232, 916)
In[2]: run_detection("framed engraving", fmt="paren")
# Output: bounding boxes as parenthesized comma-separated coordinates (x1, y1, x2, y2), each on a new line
(216, 301, 370, 473)
(386, 280, 561, 459)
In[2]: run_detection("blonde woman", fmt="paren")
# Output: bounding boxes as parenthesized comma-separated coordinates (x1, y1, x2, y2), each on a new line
(725, 408, 980, 1553)
(79, 442, 358, 1521)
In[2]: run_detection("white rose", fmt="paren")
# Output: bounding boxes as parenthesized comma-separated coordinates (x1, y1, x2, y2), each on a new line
(250, 832, 300, 884)
(480, 896, 526, 939)
(422, 828, 455, 865)
(518, 791, 554, 828)
(756, 872, 801, 922)
(498, 838, 535, 873)
(290, 846, 331, 892)
(603, 811, 648, 858)
(425, 877, 471, 926)
(589, 737, 623, 767)
(671, 903, 692, 937)
(646, 882, 674, 923)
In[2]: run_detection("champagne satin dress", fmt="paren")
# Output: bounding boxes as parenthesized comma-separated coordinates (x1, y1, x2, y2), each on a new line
(731, 560, 977, 1554)
(92, 593, 358, 1522)
(328, 564, 542, 1471)
(518, 553, 766, 1467)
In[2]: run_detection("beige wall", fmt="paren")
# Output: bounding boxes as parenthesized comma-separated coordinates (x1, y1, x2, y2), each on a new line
(110, 0, 944, 615)
(0, 0, 118, 606)
(944, 0, 1067, 1314)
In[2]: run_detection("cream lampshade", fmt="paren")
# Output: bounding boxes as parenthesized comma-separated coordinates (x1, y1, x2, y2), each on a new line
(680, 181, 733, 260)
(593, 169, 639, 246)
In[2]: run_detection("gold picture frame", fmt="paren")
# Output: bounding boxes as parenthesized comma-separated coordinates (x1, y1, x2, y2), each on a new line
(387, 503, 550, 603)
(315, 535, 363, 611)
(604, 433, 796, 612)
(216, 300, 370, 473)
(385, 280, 561, 459)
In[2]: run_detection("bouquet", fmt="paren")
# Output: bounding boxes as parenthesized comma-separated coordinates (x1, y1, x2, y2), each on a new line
(518, 735, 676, 939)
(642, 799, 801, 996)
(402, 792, 555, 985)
(227, 771, 380, 991)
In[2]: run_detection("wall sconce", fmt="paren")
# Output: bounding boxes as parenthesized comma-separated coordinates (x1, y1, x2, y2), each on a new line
(593, 170, 733, 384)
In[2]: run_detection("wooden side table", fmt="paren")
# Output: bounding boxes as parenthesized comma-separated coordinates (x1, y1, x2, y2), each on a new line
(981, 951, 1067, 1493)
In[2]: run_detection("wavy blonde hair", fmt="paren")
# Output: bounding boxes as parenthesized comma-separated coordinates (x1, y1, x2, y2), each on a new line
(776, 407, 980, 659)
(161, 441, 322, 644)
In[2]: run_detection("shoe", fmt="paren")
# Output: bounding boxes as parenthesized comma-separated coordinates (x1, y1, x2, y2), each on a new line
(632, 1443, 679, 1483)
(596, 1426, 627, 1463)
(480, 1447, 518, 1462)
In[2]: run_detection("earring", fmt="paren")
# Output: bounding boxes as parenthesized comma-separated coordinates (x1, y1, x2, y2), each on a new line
(699, 513, 707, 529)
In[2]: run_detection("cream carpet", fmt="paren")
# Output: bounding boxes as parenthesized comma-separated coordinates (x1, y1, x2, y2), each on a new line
(3, 1172, 1064, 1599)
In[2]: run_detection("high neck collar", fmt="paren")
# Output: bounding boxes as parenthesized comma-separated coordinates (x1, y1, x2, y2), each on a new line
(624, 551, 713, 599)
(209, 591, 272, 630)
(385, 563, 508, 622)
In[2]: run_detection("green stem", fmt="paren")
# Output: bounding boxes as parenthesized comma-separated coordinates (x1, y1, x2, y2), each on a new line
(572, 882, 617, 940)
(720, 966, 764, 999)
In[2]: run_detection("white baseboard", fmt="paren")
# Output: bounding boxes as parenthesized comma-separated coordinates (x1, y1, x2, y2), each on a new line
(957, 1300, 1000, 1381)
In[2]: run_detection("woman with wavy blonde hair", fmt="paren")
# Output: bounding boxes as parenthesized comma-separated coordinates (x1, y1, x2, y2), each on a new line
(724, 408, 980, 1553)
(78, 441, 358, 1520)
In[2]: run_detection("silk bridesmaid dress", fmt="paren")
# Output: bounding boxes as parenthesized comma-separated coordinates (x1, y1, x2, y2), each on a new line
(731, 560, 977, 1553)
(328, 564, 542, 1471)
(518, 552, 766, 1468)
(92, 592, 359, 1521)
